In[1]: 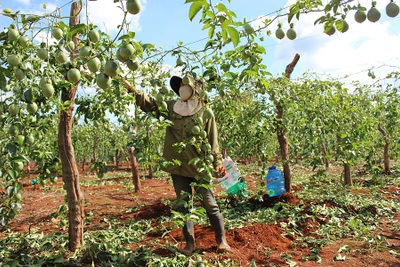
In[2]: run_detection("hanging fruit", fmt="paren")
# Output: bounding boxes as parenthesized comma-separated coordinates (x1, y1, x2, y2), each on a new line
(67, 68, 81, 83)
(335, 19, 349, 33)
(286, 23, 297, 40)
(37, 43, 48, 60)
(96, 72, 111, 89)
(324, 24, 336, 36)
(126, 60, 139, 71)
(386, 1, 400, 17)
(104, 60, 119, 77)
(7, 26, 19, 42)
(244, 23, 255, 35)
(275, 23, 285, 40)
(42, 83, 54, 98)
(51, 27, 63, 40)
(79, 46, 91, 61)
(87, 57, 101, 73)
(367, 5, 381, 22)
(354, 8, 367, 23)
(88, 29, 100, 43)
(126, 0, 141, 15)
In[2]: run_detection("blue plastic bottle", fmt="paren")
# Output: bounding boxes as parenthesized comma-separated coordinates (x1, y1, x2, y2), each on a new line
(265, 166, 286, 197)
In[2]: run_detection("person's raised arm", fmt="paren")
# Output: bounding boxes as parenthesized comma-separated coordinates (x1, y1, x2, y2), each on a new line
(122, 79, 158, 114)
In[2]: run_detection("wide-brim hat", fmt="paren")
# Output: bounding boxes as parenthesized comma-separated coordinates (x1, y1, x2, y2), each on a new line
(169, 74, 203, 96)
(170, 76, 183, 96)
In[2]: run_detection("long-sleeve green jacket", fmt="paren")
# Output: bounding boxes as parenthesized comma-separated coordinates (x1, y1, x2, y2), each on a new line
(133, 89, 222, 178)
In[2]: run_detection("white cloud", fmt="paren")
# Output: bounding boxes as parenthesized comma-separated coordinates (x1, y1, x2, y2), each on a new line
(15, 0, 31, 5)
(86, 0, 146, 34)
(271, 0, 400, 83)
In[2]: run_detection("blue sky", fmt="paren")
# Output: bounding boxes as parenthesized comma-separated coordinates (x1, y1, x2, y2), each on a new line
(1, 0, 400, 84)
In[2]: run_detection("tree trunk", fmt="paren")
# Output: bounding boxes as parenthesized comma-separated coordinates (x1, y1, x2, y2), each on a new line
(277, 53, 300, 193)
(81, 158, 86, 172)
(115, 149, 120, 171)
(222, 148, 227, 159)
(378, 123, 390, 175)
(59, 1, 84, 252)
(129, 146, 141, 192)
(92, 135, 98, 162)
(343, 163, 352, 186)
(146, 128, 153, 179)
(337, 134, 353, 185)
(321, 142, 329, 169)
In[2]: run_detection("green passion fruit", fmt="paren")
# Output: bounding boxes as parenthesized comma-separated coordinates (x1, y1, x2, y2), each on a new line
(18, 35, 30, 47)
(15, 68, 25, 80)
(52, 28, 63, 40)
(67, 68, 81, 83)
(88, 29, 100, 43)
(244, 23, 255, 35)
(367, 7, 381, 22)
(286, 27, 297, 40)
(325, 26, 336, 36)
(15, 134, 25, 145)
(354, 10, 366, 23)
(96, 72, 111, 89)
(336, 20, 349, 33)
(37, 48, 48, 60)
(42, 83, 54, 98)
(156, 93, 164, 103)
(182, 76, 190, 85)
(66, 41, 75, 52)
(79, 46, 91, 61)
(386, 2, 400, 18)
(9, 104, 19, 116)
(161, 86, 169, 95)
(120, 43, 135, 59)
(203, 108, 214, 120)
(9, 125, 19, 136)
(7, 54, 20, 67)
(26, 134, 34, 145)
(126, 59, 139, 71)
(126, 0, 141, 15)
(191, 125, 201, 135)
(104, 60, 119, 77)
(8, 28, 20, 42)
(275, 27, 285, 40)
(87, 57, 101, 73)
(55, 51, 68, 64)
(27, 102, 38, 114)
(176, 56, 184, 66)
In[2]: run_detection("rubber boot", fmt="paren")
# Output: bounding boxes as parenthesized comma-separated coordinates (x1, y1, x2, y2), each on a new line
(181, 220, 195, 256)
(209, 213, 231, 253)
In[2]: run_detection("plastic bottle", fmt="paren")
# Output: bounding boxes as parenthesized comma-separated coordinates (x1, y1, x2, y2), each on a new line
(217, 157, 248, 196)
(265, 166, 286, 197)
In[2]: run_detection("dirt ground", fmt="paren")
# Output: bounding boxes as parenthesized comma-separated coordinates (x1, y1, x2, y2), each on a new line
(2, 163, 400, 267)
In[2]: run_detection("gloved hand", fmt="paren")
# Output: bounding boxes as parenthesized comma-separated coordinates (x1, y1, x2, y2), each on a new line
(214, 166, 227, 178)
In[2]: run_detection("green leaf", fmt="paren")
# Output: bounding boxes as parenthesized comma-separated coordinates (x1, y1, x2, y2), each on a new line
(216, 2, 228, 12)
(68, 23, 86, 39)
(188, 1, 203, 21)
(226, 26, 240, 47)
(221, 26, 228, 42)
(6, 143, 17, 154)
(53, 256, 65, 263)
(255, 45, 266, 54)
(208, 26, 215, 39)
(7, 186, 14, 197)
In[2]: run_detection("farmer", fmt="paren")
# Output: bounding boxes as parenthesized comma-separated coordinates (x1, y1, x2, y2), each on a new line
(122, 74, 231, 255)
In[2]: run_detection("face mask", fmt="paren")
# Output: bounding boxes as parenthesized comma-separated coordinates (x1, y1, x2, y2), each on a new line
(179, 85, 193, 101)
